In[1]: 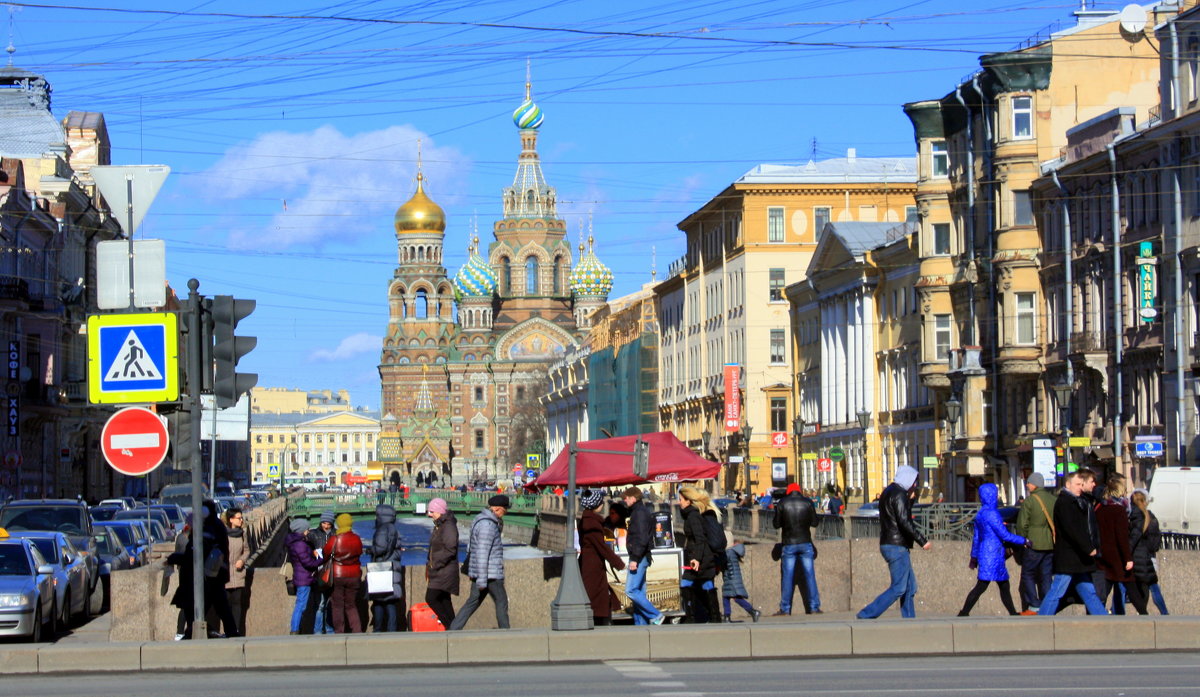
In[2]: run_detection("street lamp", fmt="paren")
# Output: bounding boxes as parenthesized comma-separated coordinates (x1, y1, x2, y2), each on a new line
(741, 422, 753, 496)
(792, 415, 805, 488)
(944, 397, 961, 499)
(1051, 379, 1074, 480)
(856, 409, 871, 503)
(701, 429, 712, 459)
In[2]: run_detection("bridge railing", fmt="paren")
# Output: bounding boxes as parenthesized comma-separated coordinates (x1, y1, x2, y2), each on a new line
(719, 502, 982, 542)
(288, 490, 542, 518)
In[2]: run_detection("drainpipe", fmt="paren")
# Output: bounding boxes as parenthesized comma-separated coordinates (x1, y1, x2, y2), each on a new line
(1051, 170, 1075, 433)
(1107, 144, 1125, 474)
(954, 85, 977, 343)
(1171, 19, 1188, 466)
(974, 75, 1005, 498)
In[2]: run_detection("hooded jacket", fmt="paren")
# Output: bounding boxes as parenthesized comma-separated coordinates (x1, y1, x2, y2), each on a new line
(370, 504, 404, 599)
(879, 466, 927, 548)
(465, 508, 505, 583)
(286, 531, 321, 587)
(970, 483, 1026, 582)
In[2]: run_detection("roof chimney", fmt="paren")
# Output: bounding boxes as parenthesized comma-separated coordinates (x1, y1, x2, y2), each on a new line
(846, 147, 856, 162)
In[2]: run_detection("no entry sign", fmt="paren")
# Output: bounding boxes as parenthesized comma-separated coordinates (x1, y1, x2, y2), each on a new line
(101, 407, 169, 476)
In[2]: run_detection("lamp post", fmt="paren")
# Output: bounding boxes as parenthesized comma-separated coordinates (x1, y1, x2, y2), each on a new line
(1051, 379, 1074, 481)
(792, 415, 805, 488)
(856, 409, 871, 503)
(701, 428, 712, 460)
(741, 422, 753, 495)
(944, 397, 961, 500)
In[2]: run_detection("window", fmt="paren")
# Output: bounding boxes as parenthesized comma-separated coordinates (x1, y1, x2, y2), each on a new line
(341, 434, 348, 443)
(516, 386, 526, 401)
(1012, 96, 1033, 139)
(933, 223, 951, 255)
(770, 397, 787, 432)
(769, 268, 785, 302)
(813, 206, 831, 233)
(768, 207, 785, 243)
(769, 329, 786, 364)
(1013, 190, 1033, 226)
(932, 141, 949, 177)
(905, 206, 918, 223)
(473, 386, 483, 401)
(934, 315, 952, 360)
(1016, 292, 1036, 344)
(474, 430, 484, 449)
(525, 257, 538, 294)
(415, 289, 428, 319)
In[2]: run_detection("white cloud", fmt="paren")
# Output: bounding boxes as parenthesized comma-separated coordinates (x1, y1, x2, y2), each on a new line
(309, 332, 382, 362)
(201, 124, 469, 249)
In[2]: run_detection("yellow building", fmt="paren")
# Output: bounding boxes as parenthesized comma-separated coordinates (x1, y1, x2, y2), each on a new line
(656, 151, 916, 495)
(249, 411, 380, 487)
(249, 387, 354, 415)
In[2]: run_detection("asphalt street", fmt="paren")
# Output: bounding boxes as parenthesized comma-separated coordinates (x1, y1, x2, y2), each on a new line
(5, 651, 1197, 697)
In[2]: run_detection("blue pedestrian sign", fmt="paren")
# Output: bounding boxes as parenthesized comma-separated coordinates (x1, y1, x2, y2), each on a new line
(1135, 441, 1164, 458)
(87, 313, 179, 404)
(268, 464, 280, 479)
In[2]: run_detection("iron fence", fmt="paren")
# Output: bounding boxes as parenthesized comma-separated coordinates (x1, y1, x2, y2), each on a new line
(1160, 532, 1200, 551)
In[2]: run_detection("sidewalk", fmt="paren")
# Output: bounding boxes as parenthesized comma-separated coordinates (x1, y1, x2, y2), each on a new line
(7, 613, 1198, 675)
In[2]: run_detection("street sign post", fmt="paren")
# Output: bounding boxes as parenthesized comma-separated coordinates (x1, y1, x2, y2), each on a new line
(87, 313, 179, 404)
(90, 165, 170, 311)
(101, 407, 169, 476)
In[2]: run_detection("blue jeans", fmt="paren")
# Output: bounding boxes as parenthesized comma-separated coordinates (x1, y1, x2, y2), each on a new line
(290, 584, 311, 633)
(313, 591, 333, 634)
(625, 556, 662, 625)
(857, 545, 918, 619)
(1037, 573, 1108, 616)
(779, 543, 820, 614)
(1150, 583, 1169, 615)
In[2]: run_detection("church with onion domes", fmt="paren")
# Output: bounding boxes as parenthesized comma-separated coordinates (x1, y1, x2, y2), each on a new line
(377, 77, 613, 485)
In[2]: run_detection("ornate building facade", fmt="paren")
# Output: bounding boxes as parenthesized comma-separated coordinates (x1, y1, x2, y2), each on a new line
(378, 82, 613, 483)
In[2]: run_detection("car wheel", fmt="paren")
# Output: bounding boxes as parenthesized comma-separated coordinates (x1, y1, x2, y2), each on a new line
(44, 600, 57, 640)
(84, 581, 99, 620)
(29, 606, 41, 644)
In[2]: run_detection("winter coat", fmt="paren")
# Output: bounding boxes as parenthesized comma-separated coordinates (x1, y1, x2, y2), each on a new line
(1051, 489, 1096, 575)
(308, 524, 334, 554)
(286, 531, 321, 587)
(970, 483, 1026, 582)
(773, 493, 818, 545)
(680, 504, 717, 582)
(721, 542, 749, 598)
(465, 508, 505, 583)
(323, 531, 363, 579)
(625, 500, 654, 563)
(577, 509, 625, 618)
(426, 511, 460, 595)
(369, 505, 404, 600)
(1015, 487, 1057, 552)
(225, 527, 249, 590)
(1096, 499, 1133, 583)
(879, 482, 927, 548)
(1128, 507, 1161, 584)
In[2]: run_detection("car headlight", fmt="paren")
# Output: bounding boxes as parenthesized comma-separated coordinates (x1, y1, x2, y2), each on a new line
(0, 594, 30, 609)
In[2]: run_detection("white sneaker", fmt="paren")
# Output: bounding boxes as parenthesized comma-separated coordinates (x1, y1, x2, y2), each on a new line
(650, 614, 665, 625)
(173, 633, 185, 641)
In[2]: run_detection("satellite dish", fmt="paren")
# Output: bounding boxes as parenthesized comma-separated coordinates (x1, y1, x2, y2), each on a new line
(1119, 4, 1148, 40)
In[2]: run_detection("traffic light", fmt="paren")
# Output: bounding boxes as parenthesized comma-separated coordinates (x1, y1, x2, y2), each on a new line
(211, 295, 258, 408)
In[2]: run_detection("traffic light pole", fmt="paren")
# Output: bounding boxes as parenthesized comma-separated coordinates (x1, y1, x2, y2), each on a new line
(186, 279, 208, 641)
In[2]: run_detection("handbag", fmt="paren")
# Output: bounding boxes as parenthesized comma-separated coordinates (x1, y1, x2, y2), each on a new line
(366, 561, 393, 595)
(770, 543, 782, 562)
(285, 578, 297, 596)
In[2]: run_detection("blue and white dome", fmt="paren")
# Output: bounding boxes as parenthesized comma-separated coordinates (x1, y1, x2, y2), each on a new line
(569, 237, 613, 299)
(512, 98, 544, 130)
(455, 238, 497, 297)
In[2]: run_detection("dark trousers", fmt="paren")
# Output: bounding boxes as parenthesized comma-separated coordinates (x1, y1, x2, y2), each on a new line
(1018, 549, 1053, 610)
(448, 579, 509, 630)
(226, 587, 247, 636)
(331, 576, 362, 633)
(371, 598, 407, 632)
(1097, 577, 1148, 615)
(425, 588, 456, 629)
(958, 579, 1018, 616)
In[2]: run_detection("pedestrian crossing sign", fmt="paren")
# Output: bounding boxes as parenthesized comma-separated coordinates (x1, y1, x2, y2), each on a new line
(87, 313, 179, 404)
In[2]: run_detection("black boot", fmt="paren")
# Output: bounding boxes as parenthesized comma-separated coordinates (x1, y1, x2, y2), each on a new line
(705, 589, 723, 624)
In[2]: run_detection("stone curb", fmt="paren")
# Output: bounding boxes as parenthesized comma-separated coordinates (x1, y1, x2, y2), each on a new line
(0, 616, 1180, 675)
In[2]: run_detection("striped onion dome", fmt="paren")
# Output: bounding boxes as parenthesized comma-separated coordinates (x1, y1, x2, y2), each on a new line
(569, 236, 613, 299)
(512, 98, 544, 130)
(454, 237, 497, 297)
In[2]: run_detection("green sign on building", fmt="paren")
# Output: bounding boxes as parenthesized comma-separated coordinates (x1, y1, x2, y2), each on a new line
(829, 447, 845, 462)
(1138, 241, 1157, 323)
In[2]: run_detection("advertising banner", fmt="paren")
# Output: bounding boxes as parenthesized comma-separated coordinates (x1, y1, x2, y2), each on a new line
(723, 364, 740, 431)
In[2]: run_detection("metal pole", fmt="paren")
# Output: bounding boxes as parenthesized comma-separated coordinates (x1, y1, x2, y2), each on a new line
(126, 176, 136, 311)
(549, 444, 592, 630)
(186, 279, 207, 640)
(209, 399, 218, 493)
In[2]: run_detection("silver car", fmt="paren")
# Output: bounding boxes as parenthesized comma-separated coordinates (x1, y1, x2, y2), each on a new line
(10, 532, 89, 627)
(0, 537, 56, 642)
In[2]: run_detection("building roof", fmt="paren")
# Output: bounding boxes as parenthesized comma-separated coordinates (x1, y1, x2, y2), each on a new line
(252, 411, 380, 428)
(0, 66, 65, 159)
(737, 150, 916, 185)
(824, 221, 902, 256)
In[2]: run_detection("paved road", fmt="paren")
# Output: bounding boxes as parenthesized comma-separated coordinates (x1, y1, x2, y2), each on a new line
(4, 651, 1196, 697)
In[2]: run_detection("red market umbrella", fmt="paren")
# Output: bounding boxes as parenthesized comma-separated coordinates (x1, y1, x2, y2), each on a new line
(530, 431, 720, 489)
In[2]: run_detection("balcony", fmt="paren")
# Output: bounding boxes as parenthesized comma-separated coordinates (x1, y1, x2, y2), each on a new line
(1068, 331, 1107, 356)
(997, 344, 1042, 376)
(919, 361, 950, 390)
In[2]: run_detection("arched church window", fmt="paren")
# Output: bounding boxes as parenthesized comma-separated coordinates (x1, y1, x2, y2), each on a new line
(553, 256, 563, 295)
(526, 257, 538, 295)
(500, 257, 511, 294)
(416, 289, 428, 319)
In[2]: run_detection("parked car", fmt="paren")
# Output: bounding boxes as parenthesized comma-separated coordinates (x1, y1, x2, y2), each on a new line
(157, 484, 208, 512)
(854, 502, 881, 517)
(91, 527, 134, 611)
(93, 521, 150, 567)
(0, 499, 99, 613)
(9, 531, 89, 627)
(97, 498, 132, 511)
(89, 506, 123, 522)
(712, 498, 737, 511)
(148, 504, 187, 538)
(0, 533, 57, 642)
(112, 509, 171, 541)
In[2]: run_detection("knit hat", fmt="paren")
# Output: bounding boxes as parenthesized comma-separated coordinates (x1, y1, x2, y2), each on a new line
(1027, 472, 1045, 488)
(320, 510, 336, 525)
(786, 483, 802, 495)
(335, 513, 354, 533)
(427, 498, 448, 515)
(488, 494, 511, 509)
(580, 489, 605, 510)
(289, 518, 310, 534)
(893, 465, 919, 490)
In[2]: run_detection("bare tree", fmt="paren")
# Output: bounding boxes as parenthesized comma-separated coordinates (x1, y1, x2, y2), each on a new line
(509, 378, 549, 466)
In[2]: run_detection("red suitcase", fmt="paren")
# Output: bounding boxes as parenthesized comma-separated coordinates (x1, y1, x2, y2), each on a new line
(408, 602, 445, 632)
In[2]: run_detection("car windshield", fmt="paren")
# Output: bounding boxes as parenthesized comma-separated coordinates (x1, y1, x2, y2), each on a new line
(25, 538, 59, 563)
(104, 525, 135, 546)
(91, 508, 121, 521)
(0, 506, 87, 535)
(93, 534, 116, 556)
(0, 545, 31, 576)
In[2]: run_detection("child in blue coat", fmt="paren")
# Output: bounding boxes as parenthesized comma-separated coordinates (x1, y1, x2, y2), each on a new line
(721, 532, 761, 622)
(958, 483, 1027, 616)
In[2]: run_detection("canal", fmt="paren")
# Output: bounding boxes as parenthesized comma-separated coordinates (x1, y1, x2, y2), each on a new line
(348, 514, 551, 567)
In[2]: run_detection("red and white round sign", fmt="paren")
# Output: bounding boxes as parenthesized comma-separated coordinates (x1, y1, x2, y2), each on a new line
(817, 458, 833, 473)
(101, 407, 169, 476)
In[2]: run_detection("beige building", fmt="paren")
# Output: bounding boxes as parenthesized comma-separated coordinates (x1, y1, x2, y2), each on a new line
(249, 387, 354, 414)
(249, 410, 380, 487)
(656, 152, 916, 495)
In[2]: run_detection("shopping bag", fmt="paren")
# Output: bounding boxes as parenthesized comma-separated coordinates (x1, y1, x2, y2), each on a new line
(366, 561, 393, 595)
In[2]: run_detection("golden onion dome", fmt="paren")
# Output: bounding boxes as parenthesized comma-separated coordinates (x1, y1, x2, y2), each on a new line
(394, 172, 446, 235)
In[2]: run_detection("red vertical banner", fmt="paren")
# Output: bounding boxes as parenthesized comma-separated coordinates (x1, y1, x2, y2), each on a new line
(723, 364, 740, 432)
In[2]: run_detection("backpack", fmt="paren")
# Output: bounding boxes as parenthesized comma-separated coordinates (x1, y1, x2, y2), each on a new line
(703, 512, 727, 561)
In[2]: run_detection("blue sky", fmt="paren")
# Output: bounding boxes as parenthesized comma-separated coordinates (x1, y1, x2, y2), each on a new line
(9, 1, 1107, 410)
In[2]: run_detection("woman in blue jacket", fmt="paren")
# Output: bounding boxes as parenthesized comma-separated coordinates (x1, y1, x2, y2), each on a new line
(958, 483, 1027, 616)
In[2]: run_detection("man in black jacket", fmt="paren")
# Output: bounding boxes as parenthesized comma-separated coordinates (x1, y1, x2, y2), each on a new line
(1036, 471, 1108, 615)
(857, 466, 931, 619)
(622, 487, 665, 625)
(772, 483, 821, 615)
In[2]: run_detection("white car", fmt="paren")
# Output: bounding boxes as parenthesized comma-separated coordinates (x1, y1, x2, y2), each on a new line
(10, 532, 89, 627)
(98, 499, 132, 511)
(0, 535, 57, 642)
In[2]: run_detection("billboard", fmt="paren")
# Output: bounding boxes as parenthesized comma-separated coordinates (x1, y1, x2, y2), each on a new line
(723, 364, 740, 432)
